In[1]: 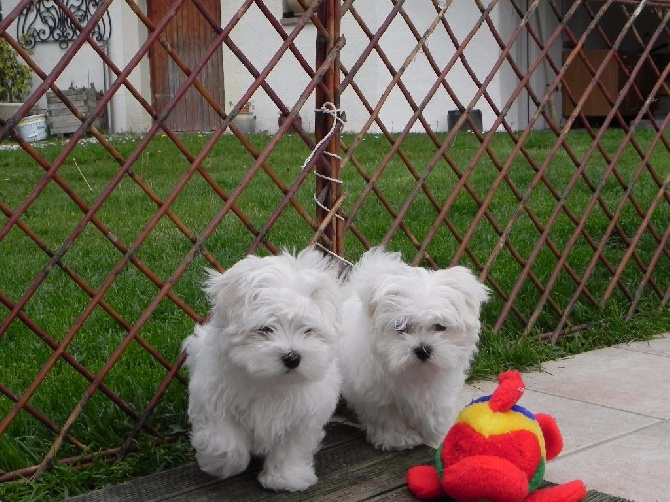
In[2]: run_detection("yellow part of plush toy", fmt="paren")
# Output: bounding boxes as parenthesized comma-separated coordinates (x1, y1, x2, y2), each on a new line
(457, 401, 546, 458)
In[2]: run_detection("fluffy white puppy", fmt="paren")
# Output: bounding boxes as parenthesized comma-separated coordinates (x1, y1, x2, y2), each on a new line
(338, 247, 489, 451)
(183, 247, 342, 492)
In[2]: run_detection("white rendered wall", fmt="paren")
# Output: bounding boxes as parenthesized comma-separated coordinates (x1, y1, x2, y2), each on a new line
(5, 0, 565, 134)
(221, 1, 318, 133)
(105, 0, 152, 133)
(2, 1, 106, 113)
(2, 0, 152, 133)
(222, 0, 552, 134)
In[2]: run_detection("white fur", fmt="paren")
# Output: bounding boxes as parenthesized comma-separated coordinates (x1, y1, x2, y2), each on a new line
(338, 247, 490, 451)
(183, 247, 343, 492)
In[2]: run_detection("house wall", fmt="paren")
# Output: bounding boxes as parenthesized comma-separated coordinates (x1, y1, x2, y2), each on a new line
(220, 1, 319, 133)
(3, 1, 106, 111)
(5, 0, 563, 134)
(222, 0, 548, 134)
(521, 2, 563, 130)
(106, 0, 152, 133)
(2, 0, 152, 133)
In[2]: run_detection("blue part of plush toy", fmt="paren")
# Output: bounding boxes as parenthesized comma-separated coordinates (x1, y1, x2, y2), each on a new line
(469, 394, 536, 421)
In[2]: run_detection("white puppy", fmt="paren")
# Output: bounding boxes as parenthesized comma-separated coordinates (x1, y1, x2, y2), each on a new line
(183, 247, 342, 492)
(338, 247, 489, 451)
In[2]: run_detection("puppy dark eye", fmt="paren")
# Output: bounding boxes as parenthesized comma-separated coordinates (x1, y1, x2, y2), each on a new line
(258, 326, 274, 336)
(433, 323, 447, 332)
(304, 328, 315, 336)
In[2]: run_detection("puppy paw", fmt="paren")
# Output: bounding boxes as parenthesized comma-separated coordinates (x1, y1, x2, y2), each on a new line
(196, 449, 249, 479)
(368, 429, 424, 451)
(258, 465, 317, 492)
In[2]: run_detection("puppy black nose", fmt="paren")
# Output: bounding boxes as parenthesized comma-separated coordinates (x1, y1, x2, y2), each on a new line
(413, 344, 433, 361)
(282, 350, 301, 369)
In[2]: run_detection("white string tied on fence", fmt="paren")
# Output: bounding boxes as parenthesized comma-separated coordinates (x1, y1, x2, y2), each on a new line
(304, 102, 345, 181)
(311, 102, 346, 221)
(306, 102, 353, 268)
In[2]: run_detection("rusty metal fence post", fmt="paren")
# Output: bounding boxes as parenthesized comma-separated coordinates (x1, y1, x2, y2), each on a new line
(315, 0, 344, 256)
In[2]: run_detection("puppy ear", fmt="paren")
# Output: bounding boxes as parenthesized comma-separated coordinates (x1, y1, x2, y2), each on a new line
(295, 246, 343, 328)
(295, 246, 343, 279)
(434, 266, 490, 320)
(203, 256, 262, 326)
(311, 280, 343, 338)
(294, 245, 327, 268)
(348, 247, 407, 316)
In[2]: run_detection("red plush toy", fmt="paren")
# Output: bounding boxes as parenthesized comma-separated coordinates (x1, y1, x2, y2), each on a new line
(406, 371, 587, 502)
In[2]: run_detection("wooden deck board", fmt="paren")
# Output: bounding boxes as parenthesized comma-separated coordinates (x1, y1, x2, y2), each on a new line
(66, 422, 635, 501)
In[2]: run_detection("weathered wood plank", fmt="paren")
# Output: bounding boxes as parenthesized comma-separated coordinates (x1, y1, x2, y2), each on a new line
(46, 87, 102, 135)
(63, 422, 429, 501)
(65, 421, 635, 502)
(173, 432, 432, 501)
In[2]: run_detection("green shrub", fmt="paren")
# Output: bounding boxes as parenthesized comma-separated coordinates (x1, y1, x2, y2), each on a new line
(0, 38, 33, 102)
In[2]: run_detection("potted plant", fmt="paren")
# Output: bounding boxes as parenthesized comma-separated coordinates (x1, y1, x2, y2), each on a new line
(0, 38, 33, 121)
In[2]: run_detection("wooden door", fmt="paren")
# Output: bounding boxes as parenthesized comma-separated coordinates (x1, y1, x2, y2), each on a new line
(562, 50, 615, 118)
(148, 0, 224, 132)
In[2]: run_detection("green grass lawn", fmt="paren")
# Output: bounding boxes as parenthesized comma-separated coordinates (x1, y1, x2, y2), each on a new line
(0, 128, 668, 500)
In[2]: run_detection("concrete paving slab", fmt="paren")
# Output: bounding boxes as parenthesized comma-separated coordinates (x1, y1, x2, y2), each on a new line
(458, 380, 497, 406)
(521, 347, 670, 419)
(505, 389, 659, 455)
(615, 333, 670, 357)
(545, 419, 670, 502)
(459, 381, 659, 455)
(456, 334, 670, 502)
